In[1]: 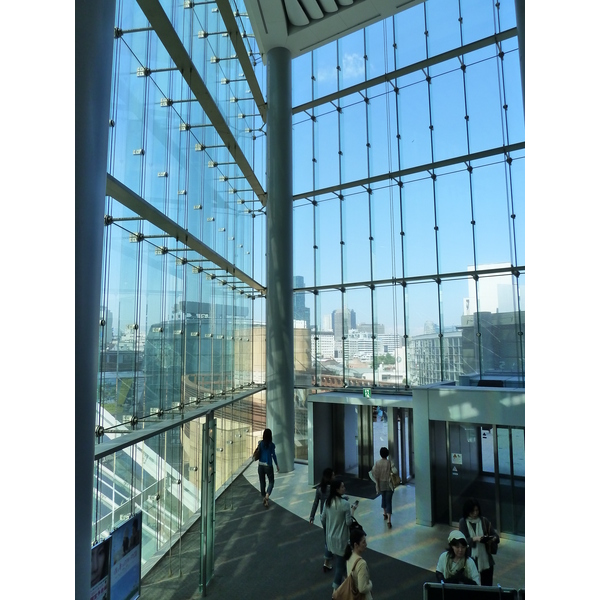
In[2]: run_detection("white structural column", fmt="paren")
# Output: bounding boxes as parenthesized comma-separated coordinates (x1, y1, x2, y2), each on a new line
(75, 0, 116, 597)
(266, 46, 295, 473)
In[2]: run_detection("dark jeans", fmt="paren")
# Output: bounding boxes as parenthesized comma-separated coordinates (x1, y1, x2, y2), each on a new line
(332, 553, 346, 589)
(380, 489, 393, 515)
(258, 464, 274, 497)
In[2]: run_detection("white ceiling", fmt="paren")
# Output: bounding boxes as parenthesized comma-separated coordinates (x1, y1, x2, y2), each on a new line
(244, 0, 425, 59)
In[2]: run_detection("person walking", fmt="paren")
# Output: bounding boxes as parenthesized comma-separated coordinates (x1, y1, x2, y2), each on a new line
(309, 467, 335, 572)
(371, 446, 396, 528)
(257, 428, 279, 508)
(321, 480, 357, 594)
(339, 528, 373, 600)
(458, 498, 500, 586)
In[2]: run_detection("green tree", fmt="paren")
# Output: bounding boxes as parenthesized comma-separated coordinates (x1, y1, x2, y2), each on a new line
(371, 354, 395, 368)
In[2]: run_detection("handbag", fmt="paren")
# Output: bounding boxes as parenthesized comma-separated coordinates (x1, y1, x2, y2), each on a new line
(349, 516, 365, 536)
(389, 462, 401, 489)
(252, 442, 261, 461)
(332, 558, 366, 600)
(484, 519, 499, 555)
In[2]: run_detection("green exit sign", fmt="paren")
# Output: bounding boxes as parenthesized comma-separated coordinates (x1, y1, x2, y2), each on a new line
(363, 388, 371, 398)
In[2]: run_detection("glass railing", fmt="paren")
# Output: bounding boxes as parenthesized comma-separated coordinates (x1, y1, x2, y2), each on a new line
(92, 387, 266, 575)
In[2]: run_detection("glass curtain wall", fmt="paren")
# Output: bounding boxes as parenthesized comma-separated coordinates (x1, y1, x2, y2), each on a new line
(94, 0, 268, 572)
(292, 0, 524, 457)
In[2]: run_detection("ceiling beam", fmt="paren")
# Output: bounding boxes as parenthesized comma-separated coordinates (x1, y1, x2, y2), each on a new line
(106, 174, 266, 295)
(214, 0, 267, 123)
(136, 0, 267, 206)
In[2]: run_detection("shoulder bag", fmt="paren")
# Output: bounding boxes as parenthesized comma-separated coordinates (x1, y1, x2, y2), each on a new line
(389, 462, 401, 489)
(484, 518, 499, 555)
(332, 558, 366, 600)
(252, 442, 261, 461)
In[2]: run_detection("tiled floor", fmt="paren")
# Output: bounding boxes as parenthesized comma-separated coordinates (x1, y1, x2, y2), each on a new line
(244, 463, 525, 590)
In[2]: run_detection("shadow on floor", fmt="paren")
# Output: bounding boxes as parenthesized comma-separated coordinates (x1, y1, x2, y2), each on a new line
(140, 473, 436, 599)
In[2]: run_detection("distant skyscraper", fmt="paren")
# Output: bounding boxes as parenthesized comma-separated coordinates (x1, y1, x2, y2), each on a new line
(331, 308, 356, 339)
(293, 275, 310, 328)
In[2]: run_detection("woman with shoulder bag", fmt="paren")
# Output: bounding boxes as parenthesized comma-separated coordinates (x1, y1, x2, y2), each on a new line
(458, 497, 500, 586)
(370, 447, 397, 529)
(333, 528, 372, 600)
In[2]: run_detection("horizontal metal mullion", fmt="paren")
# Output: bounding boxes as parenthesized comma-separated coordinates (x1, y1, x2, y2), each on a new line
(94, 385, 266, 460)
(106, 174, 266, 294)
(292, 28, 517, 115)
(293, 142, 525, 201)
(136, 0, 266, 206)
(293, 265, 525, 295)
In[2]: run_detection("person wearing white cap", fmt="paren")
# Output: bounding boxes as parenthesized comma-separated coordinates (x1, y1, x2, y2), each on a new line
(435, 530, 481, 585)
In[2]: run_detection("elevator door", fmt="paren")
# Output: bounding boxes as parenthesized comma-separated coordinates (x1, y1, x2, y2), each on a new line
(448, 422, 497, 525)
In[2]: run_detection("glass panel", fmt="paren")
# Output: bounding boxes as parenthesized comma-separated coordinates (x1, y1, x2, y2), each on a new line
(406, 281, 440, 386)
(435, 170, 474, 274)
(292, 116, 314, 195)
(439, 279, 468, 382)
(340, 99, 368, 184)
(460, 0, 496, 45)
(370, 187, 397, 282)
(368, 86, 399, 177)
(293, 200, 315, 288)
(430, 66, 468, 162)
(315, 107, 340, 190)
(502, 50, 525, 147)
(292, 52, 312, 106)
(364, 21, 387, 80)
(471, 161, 512, 266)
(339, 30, 365, 88)
(294, 388, 309, 461)
(342, 190, 371, 284)
(344, 286, 372, 385)
(313, 39, 339, 99)
(393, 4, 426, 69)
(315, 196, 342, 286)
(425, 0, 461, 57)
(510, 156, 525, 266)
(398, 78, 431, 169)
(464, 56, 504, 153)
(403, 178, 437, 278)
(374, 285, 406, 388)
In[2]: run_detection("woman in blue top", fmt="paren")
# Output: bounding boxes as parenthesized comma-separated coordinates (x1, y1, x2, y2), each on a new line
(257, 428, 279, 508)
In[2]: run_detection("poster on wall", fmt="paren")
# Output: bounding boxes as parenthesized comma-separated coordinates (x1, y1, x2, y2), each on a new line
(91, 537, 111, 600)
(109, 512, 142, 600)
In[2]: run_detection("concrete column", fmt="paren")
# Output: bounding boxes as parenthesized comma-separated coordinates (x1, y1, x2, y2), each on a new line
(514, 0, 525, 113)
(266, 46, 295, 473)
(412, 388, 433, 526)
(75, 0, 116, 597)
